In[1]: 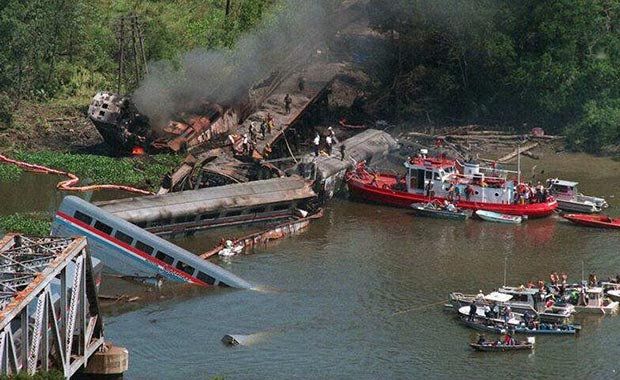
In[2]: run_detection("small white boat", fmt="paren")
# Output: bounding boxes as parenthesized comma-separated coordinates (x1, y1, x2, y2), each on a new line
(475, 210, 522, 224)
(546, 179, 608, 213)
(572, 286, 619, 315)
(603, 282, 620, 302)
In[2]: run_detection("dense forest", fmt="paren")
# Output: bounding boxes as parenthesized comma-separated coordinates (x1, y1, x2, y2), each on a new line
(0, 0, 276, 137)
(1, 0, 620, 153)
(368, 0, 620, 152)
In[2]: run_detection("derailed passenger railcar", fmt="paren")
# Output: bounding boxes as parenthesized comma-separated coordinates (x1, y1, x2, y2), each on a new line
(52, 195, 252, 288)
(95, 176, 319, 238)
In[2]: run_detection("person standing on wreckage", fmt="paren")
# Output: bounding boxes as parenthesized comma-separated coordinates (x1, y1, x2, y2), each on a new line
(313, 133, 320, 157)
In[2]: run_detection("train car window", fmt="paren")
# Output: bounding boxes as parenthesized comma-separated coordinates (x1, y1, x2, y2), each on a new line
(249, 207, 266, 213)
(155, 251, 174, 265)
(196, 271, 216, 285)
(200, 212, 219, 220)
(175, 261, 195, 275)
(273, 204, 290, 211)
(135, 241, 154, 255)
(74, 211, 93, 225)
(93, 221, 113, 235)
(133, 221, 147, 228)
(225, 210, 242, 217)
(114, 230, 133, 245)
(175, 215, 194, 224)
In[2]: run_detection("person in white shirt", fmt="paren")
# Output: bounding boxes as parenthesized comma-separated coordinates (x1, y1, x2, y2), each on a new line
(313, 133, 320, 156)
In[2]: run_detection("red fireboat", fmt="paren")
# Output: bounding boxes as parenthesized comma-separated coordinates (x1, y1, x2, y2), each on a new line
(345, 152, 557, 218)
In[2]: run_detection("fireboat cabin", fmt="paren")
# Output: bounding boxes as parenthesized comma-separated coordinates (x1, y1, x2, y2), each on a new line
(345, 150, 557, 218)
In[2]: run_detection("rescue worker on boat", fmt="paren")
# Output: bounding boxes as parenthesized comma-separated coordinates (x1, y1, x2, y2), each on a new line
(468, 300, 477, 321)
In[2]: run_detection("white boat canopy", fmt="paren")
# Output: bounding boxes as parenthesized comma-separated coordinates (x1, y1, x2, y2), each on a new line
(550, 179, 579, 187)
(484, 292, 513, 303)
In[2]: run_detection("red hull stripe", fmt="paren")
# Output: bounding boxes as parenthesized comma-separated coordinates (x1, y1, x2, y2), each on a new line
(347, 179, 557, 217)
(56, 211, 205, 286)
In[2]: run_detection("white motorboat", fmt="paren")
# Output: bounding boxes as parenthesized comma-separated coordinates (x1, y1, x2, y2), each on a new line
(546, 179, 608, 213)
(571, 286, 619, 315)
(448, 288, 574, 323)
(475, 210, 523, 224)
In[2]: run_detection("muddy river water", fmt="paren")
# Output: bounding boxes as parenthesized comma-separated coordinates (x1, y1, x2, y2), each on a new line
(2, 149, 620, 379)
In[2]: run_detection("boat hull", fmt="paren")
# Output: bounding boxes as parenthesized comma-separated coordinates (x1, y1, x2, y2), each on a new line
(475, 210, 522, 224)
(459, 316, 579, 335)
(573, 302, 619, 315)
(557, 199, 600, 214)
(562, 214, 620, 229)
(469, 342, 533, 352)
(346, 176, 557, 218)
(411, 203, 471, 220)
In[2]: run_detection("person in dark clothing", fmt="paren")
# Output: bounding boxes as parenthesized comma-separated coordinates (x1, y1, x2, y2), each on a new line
(260, 121, 267, 139)
(340, 144, 346, 161)
(298, 76, 306, 92)
(161, 171, 172, 190)
(469, 301, 477, 321)
(284, 94, 292, 114)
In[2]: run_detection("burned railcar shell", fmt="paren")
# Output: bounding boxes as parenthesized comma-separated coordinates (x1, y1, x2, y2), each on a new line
(95, 176, 317, 237)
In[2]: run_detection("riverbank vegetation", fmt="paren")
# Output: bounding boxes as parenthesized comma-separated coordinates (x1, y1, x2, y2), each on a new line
(0, 152, 184, 190)
(0, 212, 52, 237)
(1, 0, 619, 154)
(367, 0, 620, 153)
(0, 0, 276, 151)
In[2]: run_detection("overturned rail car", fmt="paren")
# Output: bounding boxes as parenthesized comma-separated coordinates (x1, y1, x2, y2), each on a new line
(52, 196, 252, 288)
(88, 92, 238, 154)
(290, 129, 399, 200)
(95, 176, 319, 238)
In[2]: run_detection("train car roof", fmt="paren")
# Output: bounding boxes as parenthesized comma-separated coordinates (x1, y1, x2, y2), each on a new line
(57, 195, 252, 288)
(95, 176, 315, 222)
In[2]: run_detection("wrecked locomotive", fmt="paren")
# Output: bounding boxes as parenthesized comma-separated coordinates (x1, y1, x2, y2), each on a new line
(88, 92, 239, 154)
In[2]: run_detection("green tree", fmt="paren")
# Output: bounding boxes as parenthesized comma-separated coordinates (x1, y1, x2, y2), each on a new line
(368, 0, 620, 151)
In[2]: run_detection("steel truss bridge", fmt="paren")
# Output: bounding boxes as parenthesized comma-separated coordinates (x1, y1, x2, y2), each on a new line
(0, 234, 104, 379)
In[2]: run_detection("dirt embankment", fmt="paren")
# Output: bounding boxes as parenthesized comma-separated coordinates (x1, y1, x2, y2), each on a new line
(2, 101, 104, 154)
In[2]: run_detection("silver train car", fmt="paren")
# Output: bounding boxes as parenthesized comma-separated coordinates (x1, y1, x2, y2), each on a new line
(95, 176, 318, 238)
(51, 195, 252, 289)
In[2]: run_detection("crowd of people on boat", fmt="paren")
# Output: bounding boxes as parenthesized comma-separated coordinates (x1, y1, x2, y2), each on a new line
(514, 182, 549, 204)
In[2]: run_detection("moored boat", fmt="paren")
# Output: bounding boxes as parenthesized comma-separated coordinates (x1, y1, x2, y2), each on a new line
(475, 210, 522, 224)
(568, 286, 619, 315)
(411, 201, 472, 220)
(547, 179, 608, 213)
(469, 341, 533, 352)
(345, 155, 557, 218)
(603, 282, 620, 302)
(458, 315, 580, 335)
(561, 213, 620, 229)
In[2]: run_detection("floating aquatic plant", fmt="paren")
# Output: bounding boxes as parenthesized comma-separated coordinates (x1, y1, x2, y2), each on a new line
(0, 152, 183, 191)
(0, 212, 52, 237)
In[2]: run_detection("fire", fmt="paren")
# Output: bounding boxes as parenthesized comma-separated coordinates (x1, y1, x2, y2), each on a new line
(131, 146, 145, 155)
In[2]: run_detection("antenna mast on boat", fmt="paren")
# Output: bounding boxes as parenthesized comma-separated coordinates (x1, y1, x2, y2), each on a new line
(517, 142, 521, 184)
(503, 256, 508, 287)
(581, 261, 585, 285)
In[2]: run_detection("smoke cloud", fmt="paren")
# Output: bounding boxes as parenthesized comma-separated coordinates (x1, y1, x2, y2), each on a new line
(132, 0, 330, 127)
